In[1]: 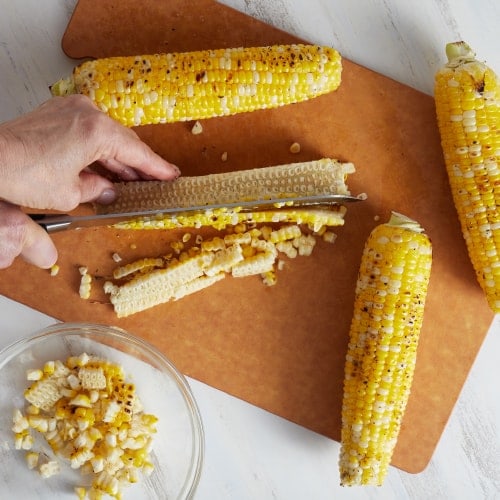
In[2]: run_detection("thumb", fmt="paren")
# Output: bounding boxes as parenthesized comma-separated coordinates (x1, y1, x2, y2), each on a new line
(78, 170, 117, 205)
(21, 220, 58, 269)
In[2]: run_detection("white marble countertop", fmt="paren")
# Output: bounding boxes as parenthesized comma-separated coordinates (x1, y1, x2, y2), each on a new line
(1, 0, 499, 498)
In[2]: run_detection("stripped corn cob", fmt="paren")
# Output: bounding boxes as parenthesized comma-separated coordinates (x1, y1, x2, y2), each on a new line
(339, 212, 432, 486)
(98, 158, 354, 213)
(434, 41, 500, 312)
(100, 158, 353, 232)
(51, 44, 342, 127)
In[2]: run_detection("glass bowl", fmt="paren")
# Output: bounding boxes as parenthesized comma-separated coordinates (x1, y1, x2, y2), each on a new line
(0, 322, 204, 499)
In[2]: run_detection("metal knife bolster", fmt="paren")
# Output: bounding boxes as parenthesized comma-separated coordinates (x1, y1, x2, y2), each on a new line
(30, 193, 362, 233)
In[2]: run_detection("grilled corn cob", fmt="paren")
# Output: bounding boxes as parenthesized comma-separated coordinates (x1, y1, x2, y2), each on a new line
(434, 41, 500, 312)
(51, 44, 342, 126)
(339, 212, 432, 486)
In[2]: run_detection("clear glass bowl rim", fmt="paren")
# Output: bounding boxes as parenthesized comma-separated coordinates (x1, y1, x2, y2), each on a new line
(0, 321, 204, 500)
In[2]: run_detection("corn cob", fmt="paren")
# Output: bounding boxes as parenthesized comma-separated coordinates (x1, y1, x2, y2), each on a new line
(98, 158, 354, 232)
(339, 212, 432, 486)
(98, 158, 354, 213)
(51, 44, 342, 126)
(434, 41, 500, 312)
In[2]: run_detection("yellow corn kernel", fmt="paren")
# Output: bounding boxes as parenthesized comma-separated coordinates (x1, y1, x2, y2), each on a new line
(51, 44, 342, 126)
(78, 267, 92, 300)
(49, 264, 60, 276)
(434, 41, 500, 312)
(74, 487, 87, 500)
(113, 257, 165, 279)
(339, 212, 432, 486)
(25, 451, 39, 470)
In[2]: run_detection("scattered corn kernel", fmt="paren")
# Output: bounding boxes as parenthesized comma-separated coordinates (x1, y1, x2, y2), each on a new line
(191, 120, 203, 134)
(112, 252, 122, 263)
(49, 264, 60, 276)
(289, 141, 301, 153)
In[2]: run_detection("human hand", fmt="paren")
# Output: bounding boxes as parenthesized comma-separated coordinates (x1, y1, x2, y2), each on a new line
(0, 95, 180, 269)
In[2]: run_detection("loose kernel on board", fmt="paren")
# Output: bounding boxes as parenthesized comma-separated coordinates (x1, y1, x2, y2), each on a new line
(112, 252, 123, 263)
(289, 142, 301, 154)
(191, 120, 203, 134)
(49, 264, 60, 276)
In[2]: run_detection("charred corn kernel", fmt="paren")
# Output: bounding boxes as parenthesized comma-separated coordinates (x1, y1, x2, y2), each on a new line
(51, 44, 342, 126)
(98, 158, 353, 215)
(339, 213, 432, 486)
(435, 42, 500, 312)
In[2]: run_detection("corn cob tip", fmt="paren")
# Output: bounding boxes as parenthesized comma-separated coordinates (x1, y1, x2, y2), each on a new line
(387, 212, 425, 233)
(445, 41, 475, 64)
(50, 77, 75, 97)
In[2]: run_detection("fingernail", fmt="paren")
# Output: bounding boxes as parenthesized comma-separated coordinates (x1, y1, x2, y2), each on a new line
(96, 188, 117, 205)
(171, 164, 181, 178)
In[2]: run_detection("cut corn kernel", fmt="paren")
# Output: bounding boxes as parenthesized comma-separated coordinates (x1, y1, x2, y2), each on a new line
(103, 219, 331, 316)
(13, 354, 158, 497)
(339, 212, 432, 486)
(51, 44, 342, 127)
(191, 120, 203, 135)
(434, 41, 500, 312)
(49, 264, 60, 276)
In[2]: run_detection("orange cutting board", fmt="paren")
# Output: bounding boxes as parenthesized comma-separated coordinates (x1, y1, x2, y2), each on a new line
(0, 0, 493, 473)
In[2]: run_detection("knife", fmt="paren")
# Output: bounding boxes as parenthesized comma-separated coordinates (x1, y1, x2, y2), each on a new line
(30, 193, 363, 233)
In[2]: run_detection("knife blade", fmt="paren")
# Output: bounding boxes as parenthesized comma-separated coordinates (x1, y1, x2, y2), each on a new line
(30, 193, 362, 233)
